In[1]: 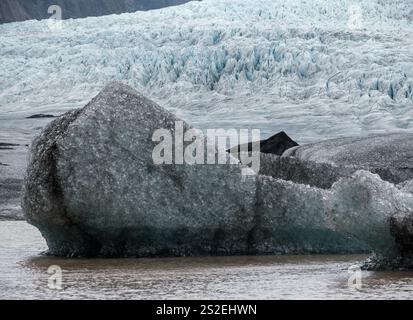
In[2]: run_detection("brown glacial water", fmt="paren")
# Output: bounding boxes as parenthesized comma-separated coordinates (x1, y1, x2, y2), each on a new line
(1, 221, 413, 300)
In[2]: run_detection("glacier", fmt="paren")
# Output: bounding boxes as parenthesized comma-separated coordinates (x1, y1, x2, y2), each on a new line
(1, 0, 413, 144)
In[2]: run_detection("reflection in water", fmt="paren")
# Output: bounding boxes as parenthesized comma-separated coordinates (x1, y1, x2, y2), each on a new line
(1, 221, 413, 299)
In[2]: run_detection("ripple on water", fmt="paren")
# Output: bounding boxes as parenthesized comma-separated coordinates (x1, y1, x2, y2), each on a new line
(1, 221, 413, 299)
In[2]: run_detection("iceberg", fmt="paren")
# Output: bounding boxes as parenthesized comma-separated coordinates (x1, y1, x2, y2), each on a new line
(22, 83, 413, 269)
(22, 83, 258, 257)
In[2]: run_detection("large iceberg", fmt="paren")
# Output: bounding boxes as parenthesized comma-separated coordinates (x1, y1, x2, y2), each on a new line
(22, 83, 413, 269)
(22, 83, 258, 257)
(21, 83, 364, 257)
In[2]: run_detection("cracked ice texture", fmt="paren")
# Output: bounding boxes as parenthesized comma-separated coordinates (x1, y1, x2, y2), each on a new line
(24, 83, 413, 260)
(327, 171, 413, 258)
(1, 0, 413, 143)
(22, 83, 258, 257)
(255, 168, 413, 261)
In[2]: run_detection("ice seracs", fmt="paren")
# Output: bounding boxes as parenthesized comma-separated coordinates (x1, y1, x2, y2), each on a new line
(1, 0, 413, 144)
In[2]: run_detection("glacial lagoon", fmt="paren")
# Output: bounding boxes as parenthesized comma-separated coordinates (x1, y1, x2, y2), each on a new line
(1, 221, 413, 300)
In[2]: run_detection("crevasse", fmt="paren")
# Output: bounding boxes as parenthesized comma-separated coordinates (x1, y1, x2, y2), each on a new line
(1, 0, 413, 143)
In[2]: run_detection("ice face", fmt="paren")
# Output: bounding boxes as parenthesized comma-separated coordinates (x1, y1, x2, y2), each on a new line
(23, 83, 413, 261)
(23, 83, 258, 257)
(327, 171, 413, 258)
(253, 174, 370, 255)
(1, 0, 413, 143)
(257, 168, 413, 261)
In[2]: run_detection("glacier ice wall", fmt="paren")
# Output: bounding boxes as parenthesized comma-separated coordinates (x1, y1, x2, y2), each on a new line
(1, 0, 413, 143)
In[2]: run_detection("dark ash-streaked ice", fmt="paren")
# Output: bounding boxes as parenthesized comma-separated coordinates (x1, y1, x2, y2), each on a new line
(22, 83, 413, 269)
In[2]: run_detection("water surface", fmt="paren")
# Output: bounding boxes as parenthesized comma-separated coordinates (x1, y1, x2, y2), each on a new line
(1, 221, 413, 300)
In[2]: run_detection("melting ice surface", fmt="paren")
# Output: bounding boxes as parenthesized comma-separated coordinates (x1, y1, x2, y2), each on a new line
(1, 0, 413, 144)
